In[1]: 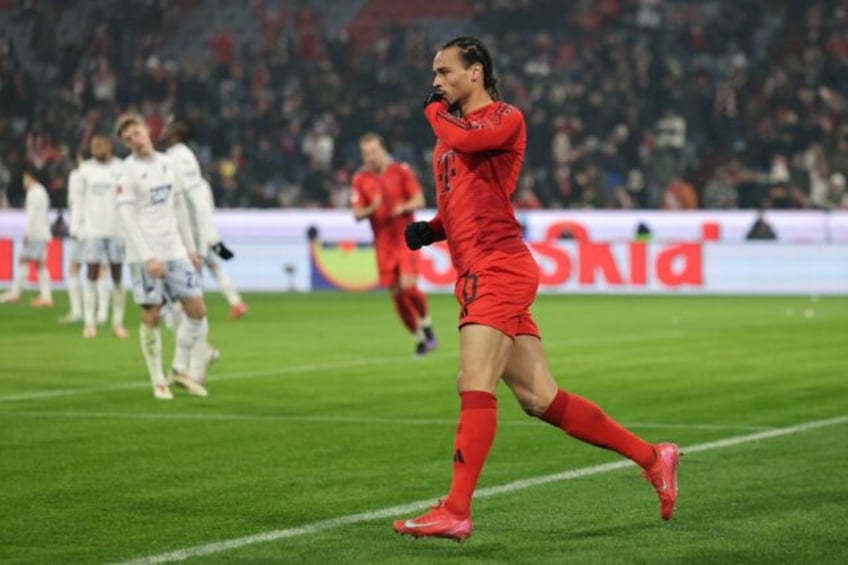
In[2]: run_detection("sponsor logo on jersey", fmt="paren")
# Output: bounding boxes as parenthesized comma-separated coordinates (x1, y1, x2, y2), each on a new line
(150, 184, 173, 205)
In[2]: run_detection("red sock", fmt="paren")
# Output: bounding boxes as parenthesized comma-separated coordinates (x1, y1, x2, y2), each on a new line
(405, 286, 429, 318)
(391, 292, 417, 333)
(445, 391, 498, 517)
(541, 389, 655, 469)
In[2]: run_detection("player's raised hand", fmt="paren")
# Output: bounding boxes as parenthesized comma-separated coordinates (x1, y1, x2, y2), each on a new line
(405, 221, 436, 250)
(145, 258, 165, 278)
(211, 241, 234, 260)
(424, 90, 446, 108)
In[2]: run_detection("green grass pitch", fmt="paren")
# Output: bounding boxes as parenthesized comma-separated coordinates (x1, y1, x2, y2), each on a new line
(1, 292, 846, 564)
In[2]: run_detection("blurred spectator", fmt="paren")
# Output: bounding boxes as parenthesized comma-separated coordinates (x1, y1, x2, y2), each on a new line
(0, 0, 846, 211)
(661, 177, 698, 210)
(703, 166, 738, 209)
(827, 172, 848, 209)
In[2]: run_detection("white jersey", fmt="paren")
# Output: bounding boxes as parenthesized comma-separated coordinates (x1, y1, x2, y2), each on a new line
(166, 143, 221, 251)
(117, 152, 191, 262)
(25, 183, 52, 242)
(74, 158, 124, 238)
(67, 168, 84, 237)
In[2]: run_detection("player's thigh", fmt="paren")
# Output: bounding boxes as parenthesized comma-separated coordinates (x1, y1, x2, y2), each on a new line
(378, 261, 400, 288)
(180, 295, 206, 319)
(397, 251, 419, 290)
(458, 323, 514, 393)
(502, 335, 559, 416)
(140, 303, 163, 326)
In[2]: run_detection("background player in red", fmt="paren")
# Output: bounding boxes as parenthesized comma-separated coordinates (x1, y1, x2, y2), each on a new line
(392, 36, 680, 542)
(351, 132, 437, 356)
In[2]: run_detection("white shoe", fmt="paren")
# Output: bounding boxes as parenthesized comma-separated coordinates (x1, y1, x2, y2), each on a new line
(0, 292, 21, 304)
(207, 345, 221, 366)
(83, 326, 97, 339)
(153, 383, 174, 400)
(57, 313, 82, 325)
(172, 374, 208, 397)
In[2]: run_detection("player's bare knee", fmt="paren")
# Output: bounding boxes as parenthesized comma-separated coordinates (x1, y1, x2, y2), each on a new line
(514, 389, 547, 417)
(140, 305, 160, 327)
(182, 298, 206, 319)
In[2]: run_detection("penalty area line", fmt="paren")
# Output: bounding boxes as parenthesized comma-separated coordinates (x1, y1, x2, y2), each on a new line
(112, 415, 848, 565)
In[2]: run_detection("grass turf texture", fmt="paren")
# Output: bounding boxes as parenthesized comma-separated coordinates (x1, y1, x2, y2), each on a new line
(0, 293, 846, 564)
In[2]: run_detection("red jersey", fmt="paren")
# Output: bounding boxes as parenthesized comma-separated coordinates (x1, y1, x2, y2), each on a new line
(424, 99, 528, 276)
(350, 161, 422, 267)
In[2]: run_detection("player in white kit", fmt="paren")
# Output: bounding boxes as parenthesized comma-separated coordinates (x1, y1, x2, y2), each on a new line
(160, 117, 247, 319)
(72, 134, 129, 339)
(1, 166, 53, 306)
(57, 149, 87, 324)
(116, 113, 211, 400)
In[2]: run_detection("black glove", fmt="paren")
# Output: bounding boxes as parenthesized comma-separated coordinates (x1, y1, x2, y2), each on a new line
(405, 221, 436, 251)
(211, 241, 234, 260)
(424, 90, 446, 109)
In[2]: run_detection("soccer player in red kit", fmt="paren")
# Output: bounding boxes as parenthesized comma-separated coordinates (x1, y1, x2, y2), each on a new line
(392, 36, 679, 542)
(351, 133, 437, 356)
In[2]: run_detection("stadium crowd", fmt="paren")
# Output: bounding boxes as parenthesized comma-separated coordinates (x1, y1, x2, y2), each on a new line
(1, 0, 847, 211)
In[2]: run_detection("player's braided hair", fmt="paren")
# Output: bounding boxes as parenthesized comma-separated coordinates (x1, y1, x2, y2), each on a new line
(441, 36, 500, 101)
(166, 117, 196, 144)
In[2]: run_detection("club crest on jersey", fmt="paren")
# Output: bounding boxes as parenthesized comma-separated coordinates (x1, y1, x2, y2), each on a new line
(150, 184, 173, 204)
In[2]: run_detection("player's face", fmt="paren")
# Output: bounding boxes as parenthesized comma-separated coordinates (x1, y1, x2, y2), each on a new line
(121, 123, 154, 156)
(90, 136, 112, 161)
(432, 47, 480, 105)
(360, 139, 387, 172)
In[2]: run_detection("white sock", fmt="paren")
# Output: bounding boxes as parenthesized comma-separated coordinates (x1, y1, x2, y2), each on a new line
(139, 323, 165, 386)
(172, 316, 192, 375)
(83, 280, 97, 329)
(187, 317, 209, 383)
(38, 267, 52, 301)
(175, 316, 208, 381)
(68, 276, 82, 318)
(214, 268, 242, 307)
(111, 285, 126, 328)
(420, 315, 432, 328)
(10, 262, 26, 294)
(96, 278, 111, 323)
(162, 301, 184, 333)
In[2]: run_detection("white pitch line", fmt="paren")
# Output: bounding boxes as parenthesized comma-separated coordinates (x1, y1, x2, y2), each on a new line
(113, 415, 848, 565)
(0, 409, 775, 431)
(0, 330, 684, 403)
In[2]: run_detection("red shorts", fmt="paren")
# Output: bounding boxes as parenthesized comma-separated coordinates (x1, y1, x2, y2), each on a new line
(454, 250, 540, 339)
(378, 249, 419, 287)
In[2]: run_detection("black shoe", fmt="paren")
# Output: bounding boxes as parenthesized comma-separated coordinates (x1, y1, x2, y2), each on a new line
(423, 326, 437, 351)
(415, 341, 427, 357)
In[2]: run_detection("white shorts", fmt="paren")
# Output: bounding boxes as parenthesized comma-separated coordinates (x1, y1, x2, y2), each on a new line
(68, 239, 85, 263)
(84, 237, 125, 264)
(23, 240, 48, 261)
(129, 259, 203, 306)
